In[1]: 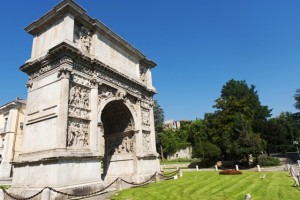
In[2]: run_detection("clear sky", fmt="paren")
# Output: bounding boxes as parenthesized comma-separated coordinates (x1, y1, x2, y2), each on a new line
(0, 0, 299, 120)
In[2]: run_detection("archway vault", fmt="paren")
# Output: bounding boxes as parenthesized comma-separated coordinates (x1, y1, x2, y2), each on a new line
(100, 99, 137, 181)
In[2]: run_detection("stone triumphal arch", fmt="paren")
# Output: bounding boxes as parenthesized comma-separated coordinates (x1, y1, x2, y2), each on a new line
(10, 0, 160, 198)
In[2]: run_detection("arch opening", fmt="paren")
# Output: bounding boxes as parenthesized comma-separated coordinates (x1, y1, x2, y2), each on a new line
(101, 100, 135, 180)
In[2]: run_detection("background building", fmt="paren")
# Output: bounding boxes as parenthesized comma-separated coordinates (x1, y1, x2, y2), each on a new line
(0, 98, 26, 178)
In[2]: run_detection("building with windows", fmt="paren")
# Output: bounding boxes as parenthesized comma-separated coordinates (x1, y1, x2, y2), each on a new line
(0, 98, 26, 178)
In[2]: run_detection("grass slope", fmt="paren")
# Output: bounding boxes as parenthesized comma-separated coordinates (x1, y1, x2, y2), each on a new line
(111, 171, 300, 200)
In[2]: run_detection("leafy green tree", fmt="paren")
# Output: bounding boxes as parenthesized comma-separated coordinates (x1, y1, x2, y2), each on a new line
(193, 142, 221, 167)
(294, 89, 300, 110)
(153, 100, 165, 158)
(264, 112, 300, 154)
(207, 79, 271, 161)
(158, 128, 191, 158)
(153, 100, 165, 134)
(188, 119, 208, 145)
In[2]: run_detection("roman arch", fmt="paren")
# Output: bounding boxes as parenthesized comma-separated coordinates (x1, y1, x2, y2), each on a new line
(10, 0, 160, 197)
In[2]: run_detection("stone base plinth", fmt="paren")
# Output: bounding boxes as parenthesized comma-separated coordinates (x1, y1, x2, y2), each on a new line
(10, 158, 103, 199)
(103, 157, 160, 184)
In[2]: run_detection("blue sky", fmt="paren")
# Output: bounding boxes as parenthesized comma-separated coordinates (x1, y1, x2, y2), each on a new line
(0, 0, 299, 120)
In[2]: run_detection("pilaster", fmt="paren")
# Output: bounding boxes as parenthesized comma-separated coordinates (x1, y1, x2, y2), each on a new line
(90, 77, 99, 152)
(57, 57, 73, 148)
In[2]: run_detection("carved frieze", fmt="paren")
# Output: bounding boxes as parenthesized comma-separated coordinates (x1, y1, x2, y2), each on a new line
(30, 65, 53, 79)
(142, 131, 151, 151)
(73, 63, 93, 75)
(74, 24, 92, 53)
(141, 108, 150, 125)
(107, 134, 134, 155)
(96, 71, 140, 95)
(69, 83, 90, 109)
(67, 118, 89, 148)
(140, 66, 147, 83)
(98, 85, 117, 102)
(141, 108, 151, 131)
(68, 106, 89, 120)
(71, 74, 91, 87)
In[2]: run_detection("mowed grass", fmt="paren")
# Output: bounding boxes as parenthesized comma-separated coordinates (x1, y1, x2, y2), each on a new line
(111, 171, 300, 200)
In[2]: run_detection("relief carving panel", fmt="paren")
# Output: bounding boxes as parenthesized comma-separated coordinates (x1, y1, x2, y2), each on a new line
(106, 134, 134, 155)
(142, 131, 151, 151)
(67, 118, 89, 148)
(74, 24, 92, 53)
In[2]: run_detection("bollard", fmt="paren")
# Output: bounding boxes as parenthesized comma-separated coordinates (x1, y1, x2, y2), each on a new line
(116, 178, 122, 191)
(244, 193, 251, 200)
(179, 169, 183, 177)
(173, 175, 178, 180)
(215, 165, 218, 171)
(155, 173, 160, 183)
(235, 165, 239, 171)
(196, 165, 199, 171)
(0, 189, 4, 200)
(41, 188, 51, 200)
(257, 165, 261, 172)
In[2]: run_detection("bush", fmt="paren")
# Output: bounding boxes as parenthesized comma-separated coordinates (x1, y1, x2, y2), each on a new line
(258, 155, 280, 166)
(193, 142, 221, 167)
(219, 170, 243, 175)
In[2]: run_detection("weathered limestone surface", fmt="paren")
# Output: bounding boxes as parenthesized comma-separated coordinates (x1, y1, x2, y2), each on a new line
(10, 0, 160, 198)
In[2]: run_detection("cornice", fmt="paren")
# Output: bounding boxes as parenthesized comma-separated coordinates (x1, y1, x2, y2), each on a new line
(0, 99, 26, 113)
(20, 42, 156, 96)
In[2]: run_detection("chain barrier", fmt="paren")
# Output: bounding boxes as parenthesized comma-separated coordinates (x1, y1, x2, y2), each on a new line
(2, 187, 45, 200)
(1, 169, 180, 199)
(157, 169, 180, 178)
(120, 173, 157, 186)
(288, 166, 300, 187)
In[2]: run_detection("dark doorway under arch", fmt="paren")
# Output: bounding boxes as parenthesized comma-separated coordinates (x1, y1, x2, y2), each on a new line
(101, 100, 135, 180)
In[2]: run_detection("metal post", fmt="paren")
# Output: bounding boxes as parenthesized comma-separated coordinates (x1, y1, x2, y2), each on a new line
(257, 165, 261, 172)
(235, 165, 239, 171)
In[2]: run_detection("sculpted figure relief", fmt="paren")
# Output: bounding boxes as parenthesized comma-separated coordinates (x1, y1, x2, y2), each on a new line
(69, 84, 90, 109)
(74, 25, 92, 53)
(68, 120, 89, 148)
(108, 135, 134, 155)
(98, 85, 116, 101)
(72, 74, 91, 87)
(143, 132, 151, 151)
(140, 66, 147, 83)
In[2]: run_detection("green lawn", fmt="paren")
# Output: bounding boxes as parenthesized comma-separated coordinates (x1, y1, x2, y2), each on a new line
(111, 171, 300, 200)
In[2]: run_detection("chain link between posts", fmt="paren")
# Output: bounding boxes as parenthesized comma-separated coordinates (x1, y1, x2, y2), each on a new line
(0, 169, 180, 200)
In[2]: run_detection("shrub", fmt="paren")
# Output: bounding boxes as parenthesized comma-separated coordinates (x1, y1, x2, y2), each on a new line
(258, 155, 280, 166)
(193, 142, 221, 167)
(219, 170, 243, 175)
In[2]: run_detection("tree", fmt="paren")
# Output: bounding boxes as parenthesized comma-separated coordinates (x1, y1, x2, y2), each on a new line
(153, 100, 165, 134)
(153, 100, 165, 159)
(193, 142, 221, 167)
(294, 89, 300, 110)
(207, 79, 271, 161)
(264, 112, 300, 154)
